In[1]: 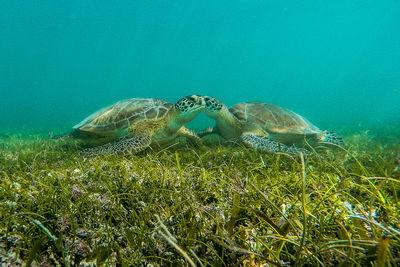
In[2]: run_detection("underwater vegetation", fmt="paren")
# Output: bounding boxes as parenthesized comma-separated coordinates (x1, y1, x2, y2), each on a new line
(0, 127, 399, 266)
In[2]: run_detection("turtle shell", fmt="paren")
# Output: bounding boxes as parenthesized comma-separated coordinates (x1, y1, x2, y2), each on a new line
(229, 102, 321, 135)
(74, 98, 172, 136)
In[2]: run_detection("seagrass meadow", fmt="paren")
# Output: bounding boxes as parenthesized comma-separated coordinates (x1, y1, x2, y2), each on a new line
(0, 126, 399, 266)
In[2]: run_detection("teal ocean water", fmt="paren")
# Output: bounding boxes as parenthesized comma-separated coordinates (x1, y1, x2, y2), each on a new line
(1, 0, 399, 133)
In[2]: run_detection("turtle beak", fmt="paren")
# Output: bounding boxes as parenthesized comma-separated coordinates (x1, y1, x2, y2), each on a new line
(198, 96, 206, 107)
(187, 95, 206, 109)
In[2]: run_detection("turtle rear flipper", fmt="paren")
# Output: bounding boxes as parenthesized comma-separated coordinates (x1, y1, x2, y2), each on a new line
(241, 133, 309, 156)
(80, 135, 151, 156)
(51, 132, 71, 139)
(320, 131, 344, 146)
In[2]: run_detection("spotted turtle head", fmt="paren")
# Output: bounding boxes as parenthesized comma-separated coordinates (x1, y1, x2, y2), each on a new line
(203, 96, 227, 118)
(174, 95, 205, 122)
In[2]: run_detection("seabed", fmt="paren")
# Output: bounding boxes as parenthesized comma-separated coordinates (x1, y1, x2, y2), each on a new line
(0, 127, 399, 266)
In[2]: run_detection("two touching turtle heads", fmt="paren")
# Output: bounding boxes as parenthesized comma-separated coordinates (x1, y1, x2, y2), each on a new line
(78, 94, 344, 156)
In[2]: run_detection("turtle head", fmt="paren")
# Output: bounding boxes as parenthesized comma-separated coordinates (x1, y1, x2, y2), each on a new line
(203, 96, 228, 119)
(173, 95, 205, 123)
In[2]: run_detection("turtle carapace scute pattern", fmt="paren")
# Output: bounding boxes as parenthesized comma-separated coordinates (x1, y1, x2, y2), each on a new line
(200, 96, 344, 156)
(71, 95, 205, 156)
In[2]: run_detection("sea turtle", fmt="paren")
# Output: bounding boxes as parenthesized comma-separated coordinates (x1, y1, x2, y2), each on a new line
(199, 96, 344, 155)
(70, 95, 205, 155)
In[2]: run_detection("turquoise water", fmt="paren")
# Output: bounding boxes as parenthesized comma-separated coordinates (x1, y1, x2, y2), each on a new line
(1, 0, 399, 132)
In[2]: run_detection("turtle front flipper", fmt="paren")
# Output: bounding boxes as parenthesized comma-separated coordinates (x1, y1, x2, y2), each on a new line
(177, 127, 202, 146)
(197, 127, 218, 138)
(241, 133, 309, 156)
(80, 135, 151, 156)
(319, 131, 344, 146)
